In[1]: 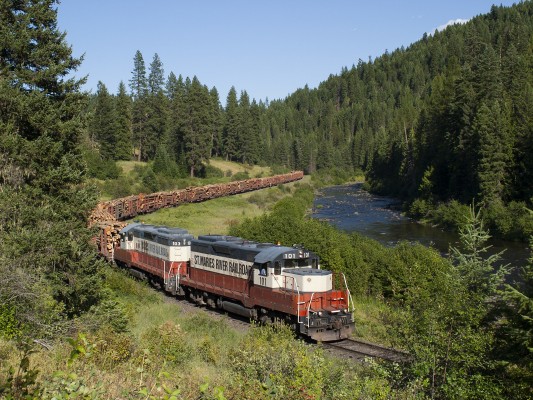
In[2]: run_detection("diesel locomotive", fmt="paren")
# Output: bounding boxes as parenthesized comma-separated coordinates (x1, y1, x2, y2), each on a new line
(112, 223, 355, 341)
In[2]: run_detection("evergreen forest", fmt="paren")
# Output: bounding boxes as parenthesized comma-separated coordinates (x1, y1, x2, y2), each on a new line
(1, 0, 533, 399)
(85, 1, 533, 240)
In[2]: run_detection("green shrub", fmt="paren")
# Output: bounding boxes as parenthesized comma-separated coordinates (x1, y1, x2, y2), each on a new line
(100, 176, 135, 198)
(429, 200, 470, 230)
(483, 201, 533, 241)
(142, 321, 193, 366)
(0, 304, 21, 340)
(231, 171, 250, 181)
(203, 164, 225, 179)
(84, 150, 121, 180)
(408, 198, 431, 219)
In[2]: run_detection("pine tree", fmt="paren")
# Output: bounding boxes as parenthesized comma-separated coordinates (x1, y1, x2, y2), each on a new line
(129, 50, 148, 160)
(223, 87, 239, 161)
(238, 90, 252, 164)
(168, 74, 187, 167)
(183, 77, 212, 177)
(208, 87, 223, 158)
(247, 99, 262, 165)
(89, 81, 117, 160)
(0, 0, 104, 334)
(148, 53, 165, 94)
(143, 53, 168, 160)
(115, 81, 133, 160)
(476, 101, 513, 206)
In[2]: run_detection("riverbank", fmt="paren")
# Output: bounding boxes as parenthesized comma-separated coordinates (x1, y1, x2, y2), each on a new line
(312, 183, 531, 267)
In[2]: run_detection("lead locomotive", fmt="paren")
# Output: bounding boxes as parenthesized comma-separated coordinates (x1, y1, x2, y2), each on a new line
(112, 223, 354, 341)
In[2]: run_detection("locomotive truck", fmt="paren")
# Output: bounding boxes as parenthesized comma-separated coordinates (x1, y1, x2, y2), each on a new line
(112, 222, 355, 341)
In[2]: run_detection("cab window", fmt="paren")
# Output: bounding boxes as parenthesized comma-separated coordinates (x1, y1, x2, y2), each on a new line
(274, 261, 281, 275)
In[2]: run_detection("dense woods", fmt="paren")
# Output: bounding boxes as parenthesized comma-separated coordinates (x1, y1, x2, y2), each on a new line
(85, 1, 533, 239)
(1, 0, 533, 399)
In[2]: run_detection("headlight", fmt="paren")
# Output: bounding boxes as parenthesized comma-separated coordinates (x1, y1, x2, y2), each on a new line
(317, 311, 323, 317)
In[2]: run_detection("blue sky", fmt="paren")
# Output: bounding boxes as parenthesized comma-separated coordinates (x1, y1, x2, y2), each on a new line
(57, 0, 519, 103)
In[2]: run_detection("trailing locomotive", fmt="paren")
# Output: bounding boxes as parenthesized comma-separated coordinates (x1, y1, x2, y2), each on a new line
(112, 223, 355, 341)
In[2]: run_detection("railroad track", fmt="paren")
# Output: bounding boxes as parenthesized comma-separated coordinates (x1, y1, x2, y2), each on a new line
(166, 291, 411, 363)
(322, 338, 411, 363)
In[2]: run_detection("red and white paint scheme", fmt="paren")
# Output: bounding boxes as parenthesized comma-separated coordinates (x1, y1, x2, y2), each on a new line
(113, 224, 355, 341)
(113, 223, 193, 288)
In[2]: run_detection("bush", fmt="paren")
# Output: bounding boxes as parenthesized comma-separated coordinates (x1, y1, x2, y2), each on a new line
(100, 176, 135, 198)
(231, 171, 250, 181)
(311, 167, 356, 186)
(87, 327, 135, 370)
(408, 198, 432, 219)
(142, 321, 193, 366)
(429, 200, 470, 230)
(0, 304, 21, 340)
(203, 164, 225, 179)
(483, 201, 533, 241)
(84, 150, 121, 180)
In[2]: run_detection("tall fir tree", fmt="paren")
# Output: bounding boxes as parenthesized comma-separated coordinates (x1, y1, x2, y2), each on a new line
(129, 50, 148, 161)
(144, 53, 168, 160)
(238, 90, 252, 164)
(148, 53, 165, 94)
(476, 101, 513, 206)
(0, 0, 104, 335)
(183, 77, 212, 177)
(168, 74, 187, 168)
(223, 87, 239, 161)
(89, 81, 117, 160)
(209, 87, 223, 158)
(115, 81, 133, 160)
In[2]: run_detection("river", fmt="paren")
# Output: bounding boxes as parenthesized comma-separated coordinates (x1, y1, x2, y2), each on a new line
(312, 183, 530, 267)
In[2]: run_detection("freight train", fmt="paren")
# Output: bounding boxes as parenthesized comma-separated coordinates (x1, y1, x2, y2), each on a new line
(111, 222, 355, 341)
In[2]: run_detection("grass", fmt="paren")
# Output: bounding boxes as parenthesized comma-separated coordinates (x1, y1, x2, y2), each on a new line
(116, 160, 147, 175)
(208, 158, 271, 177)
(130, 177, 310, 236)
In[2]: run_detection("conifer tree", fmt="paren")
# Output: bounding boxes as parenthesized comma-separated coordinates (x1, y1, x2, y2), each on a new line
(89, 81, 117, 160)
(0, 0, 104, 334)
(129, 50, 148, 160)
(182, 77, 212, 177)
(238, 90, 252, 163)
(148, 53, 165, 94)
(247, 99, 262, 165)
(115, 81, 133, 160)
(168, 74, 187, 166)
(143, 53, 168, 160)
(209, 87, 223, 158)
(223, 87, 239, 161)
(476, 101, 513, 205)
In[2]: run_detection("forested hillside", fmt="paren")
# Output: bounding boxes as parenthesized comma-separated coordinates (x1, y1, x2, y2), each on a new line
(87, 1, 533, 238)
(265, 1, 533, 239)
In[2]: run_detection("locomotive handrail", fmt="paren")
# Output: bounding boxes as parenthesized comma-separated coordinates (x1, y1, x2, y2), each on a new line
(176, 264, 181, 293)
(341, 272, 355, 316)
(306, 292, 315, 328)
(273, 274, 304, 324)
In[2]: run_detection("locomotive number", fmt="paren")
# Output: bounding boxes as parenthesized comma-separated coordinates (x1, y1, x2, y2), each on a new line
(283, 252, 309, 259)
(260, 277, 267, 286)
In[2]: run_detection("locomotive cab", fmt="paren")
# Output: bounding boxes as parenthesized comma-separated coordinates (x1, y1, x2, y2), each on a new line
(253, 246, 355, 341)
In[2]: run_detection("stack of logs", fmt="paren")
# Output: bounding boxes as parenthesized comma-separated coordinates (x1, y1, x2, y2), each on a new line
(90, 171, 304, 260)
(94, 220, 127, 260)
(89, 208, 126, 260)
